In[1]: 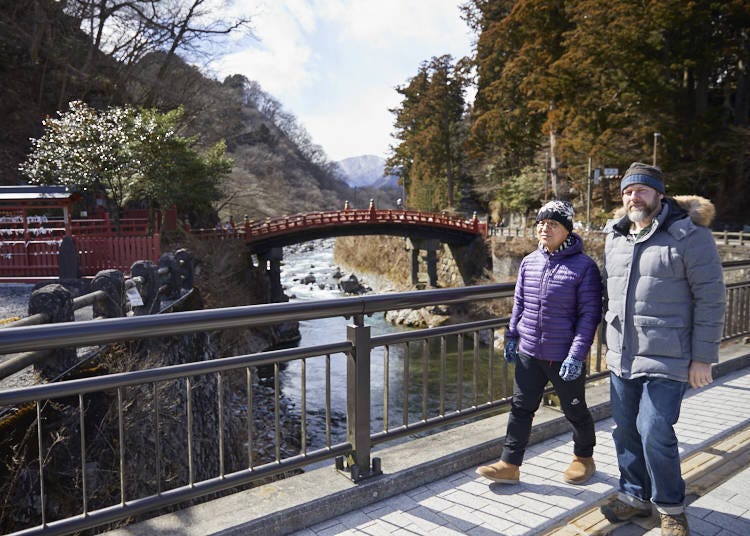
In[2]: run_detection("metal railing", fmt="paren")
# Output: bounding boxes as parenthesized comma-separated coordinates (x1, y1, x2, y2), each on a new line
(0, 261, 749, 535)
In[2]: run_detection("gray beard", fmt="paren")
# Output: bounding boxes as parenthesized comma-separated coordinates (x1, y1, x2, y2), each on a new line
(627, 201, 660, 224)
(628, 209, 650, 223)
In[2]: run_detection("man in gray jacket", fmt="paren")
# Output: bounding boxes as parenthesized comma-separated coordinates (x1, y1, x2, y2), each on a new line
(600, 162, 726, 536)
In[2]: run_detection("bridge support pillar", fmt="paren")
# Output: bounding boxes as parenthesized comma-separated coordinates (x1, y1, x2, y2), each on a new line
(263, 247, 284, 303)
(408, 239, 440, 288)
(410, 249, 419, 285)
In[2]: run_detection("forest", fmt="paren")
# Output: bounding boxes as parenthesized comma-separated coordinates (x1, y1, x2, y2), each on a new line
(387, 0, 750, 228)
(2, 1, 749, 229)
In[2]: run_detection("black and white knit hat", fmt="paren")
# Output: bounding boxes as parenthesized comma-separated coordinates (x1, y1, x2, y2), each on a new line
(620, 162, 665, 194)
(535, 200, 574, 232)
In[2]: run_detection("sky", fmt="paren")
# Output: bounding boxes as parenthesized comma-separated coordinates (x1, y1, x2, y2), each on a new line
(210, 0, 475, 163)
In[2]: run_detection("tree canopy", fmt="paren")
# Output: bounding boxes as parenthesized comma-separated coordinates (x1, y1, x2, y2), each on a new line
(19, 101, 231, 226)
(389, 0, 750, 226)
(386, 55, 468, 211)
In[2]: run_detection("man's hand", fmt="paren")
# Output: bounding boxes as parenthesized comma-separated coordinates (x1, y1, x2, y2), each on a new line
(689, 361, 713, 389)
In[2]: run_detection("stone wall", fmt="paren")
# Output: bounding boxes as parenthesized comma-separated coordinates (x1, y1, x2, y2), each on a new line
(333, 235, 490, 290)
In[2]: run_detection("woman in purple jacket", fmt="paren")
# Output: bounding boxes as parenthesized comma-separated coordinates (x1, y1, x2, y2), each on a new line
(477, 200, 602, 485)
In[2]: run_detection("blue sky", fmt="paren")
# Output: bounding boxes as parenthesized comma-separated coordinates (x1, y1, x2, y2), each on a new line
(210, 1, 475, 162)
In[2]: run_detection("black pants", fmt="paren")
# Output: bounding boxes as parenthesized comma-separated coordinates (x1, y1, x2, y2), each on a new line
(501, 352, 596, 466)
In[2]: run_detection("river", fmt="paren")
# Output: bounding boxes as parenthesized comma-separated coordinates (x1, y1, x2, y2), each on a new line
(277, 238, 412, 448)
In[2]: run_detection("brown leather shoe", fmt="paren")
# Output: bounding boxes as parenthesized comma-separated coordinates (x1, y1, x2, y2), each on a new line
(600, 498, 651, 523)
(475, 460, 520, 484)
(660, 512, 689, 536)
(563, 456, 596, 484)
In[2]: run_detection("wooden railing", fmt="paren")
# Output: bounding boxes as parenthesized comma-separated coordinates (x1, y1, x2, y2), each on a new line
(191, 208, 487, 243)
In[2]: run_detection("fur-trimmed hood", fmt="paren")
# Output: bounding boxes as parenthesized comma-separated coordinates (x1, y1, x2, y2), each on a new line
(612, 195, 716, 227)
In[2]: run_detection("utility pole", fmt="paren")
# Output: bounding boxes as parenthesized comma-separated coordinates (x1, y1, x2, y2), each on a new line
(586, 157, 592, 231)
(653, 132, 661, 166)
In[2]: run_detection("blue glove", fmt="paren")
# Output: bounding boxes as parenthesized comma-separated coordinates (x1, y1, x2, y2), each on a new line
(559, 355, 583, 381)
(504, 336, 519, 363)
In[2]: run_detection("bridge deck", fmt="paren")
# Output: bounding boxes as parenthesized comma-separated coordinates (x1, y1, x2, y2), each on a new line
(191, 208, 488, 249)
(104, 342, 750, 536)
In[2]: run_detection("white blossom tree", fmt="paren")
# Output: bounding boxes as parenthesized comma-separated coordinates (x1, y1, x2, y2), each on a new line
(20, 101, 231, 229)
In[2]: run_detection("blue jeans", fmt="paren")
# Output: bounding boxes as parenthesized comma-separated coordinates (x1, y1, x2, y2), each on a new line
(609, 373, 688, 514)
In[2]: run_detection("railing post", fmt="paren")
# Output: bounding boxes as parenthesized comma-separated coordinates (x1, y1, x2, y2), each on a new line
(175, 249, 194, 291)
(130, 260, 159, 314)
(28, 284, 76, 378)
(341, 316, 381, 482)
(58, 235, 79, 280)
(90, 269, 126, 318)
(158, 252, 180, 300)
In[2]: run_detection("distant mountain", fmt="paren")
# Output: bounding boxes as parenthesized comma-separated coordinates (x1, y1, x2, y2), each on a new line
(336, 155, 400, 190)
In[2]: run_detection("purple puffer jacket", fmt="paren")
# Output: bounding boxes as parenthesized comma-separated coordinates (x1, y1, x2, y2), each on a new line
(507, 233, 602, 362)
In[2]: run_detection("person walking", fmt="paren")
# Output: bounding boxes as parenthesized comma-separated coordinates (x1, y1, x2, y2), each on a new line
(476, 200, 602, 486)
(599, 162, 726, 536)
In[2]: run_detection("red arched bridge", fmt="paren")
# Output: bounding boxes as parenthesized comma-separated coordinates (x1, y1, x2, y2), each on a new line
(191, 207, 488, 252)
(191, 206, 488, 299)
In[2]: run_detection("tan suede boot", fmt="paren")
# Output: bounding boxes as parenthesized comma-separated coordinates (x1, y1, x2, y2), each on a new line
(562, 456, 595, 484)
(475, 460, 520, 484)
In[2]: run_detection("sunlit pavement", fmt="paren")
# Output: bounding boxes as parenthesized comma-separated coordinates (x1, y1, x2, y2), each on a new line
(104, 343, 750, 536)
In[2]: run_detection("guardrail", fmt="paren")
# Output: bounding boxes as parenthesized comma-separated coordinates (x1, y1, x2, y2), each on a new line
(0, 261, 748, 536)
(0, 235, 161, 278)
(490, 226, 750, 246)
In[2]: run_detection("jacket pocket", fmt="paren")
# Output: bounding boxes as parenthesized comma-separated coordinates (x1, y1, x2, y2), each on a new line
(632, 315, 687, 358)
(604, 310, 622, 353)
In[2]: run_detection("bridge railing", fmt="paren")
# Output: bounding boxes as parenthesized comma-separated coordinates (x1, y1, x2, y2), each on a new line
(0, 261, 748, 536)
(189, 208, 488, 243)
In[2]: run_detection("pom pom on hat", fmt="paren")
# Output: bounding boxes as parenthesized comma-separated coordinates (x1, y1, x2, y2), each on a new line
(535, 200, 574, 232)
(620, 162, 665, 194)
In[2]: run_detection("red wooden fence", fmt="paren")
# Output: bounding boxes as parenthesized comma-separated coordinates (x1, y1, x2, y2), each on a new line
(0, 235, 160, 278)
(74, 235, 160, 274)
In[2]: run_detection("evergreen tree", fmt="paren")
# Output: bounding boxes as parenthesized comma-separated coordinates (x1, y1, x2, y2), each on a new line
(387, 55, 467, 211)
(463, 0, 750, 225)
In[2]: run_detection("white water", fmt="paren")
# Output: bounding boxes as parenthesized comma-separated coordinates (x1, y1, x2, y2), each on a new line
(277, 239, 410, 447)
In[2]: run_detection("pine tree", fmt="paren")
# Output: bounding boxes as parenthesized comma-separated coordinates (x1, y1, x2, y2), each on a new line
(387, 55, 467, 211)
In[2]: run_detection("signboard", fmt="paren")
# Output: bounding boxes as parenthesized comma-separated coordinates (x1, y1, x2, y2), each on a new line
(126, 286, 144, 307)
(604, 168, 619, 177)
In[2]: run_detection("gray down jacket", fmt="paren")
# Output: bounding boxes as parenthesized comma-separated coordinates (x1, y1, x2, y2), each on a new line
(603, 195, 726, 382)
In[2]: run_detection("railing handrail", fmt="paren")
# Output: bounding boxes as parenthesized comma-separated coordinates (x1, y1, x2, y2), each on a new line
(0, 283, 514, 356)
(190, 208, 487, 243)
(0, 264, 748, 536)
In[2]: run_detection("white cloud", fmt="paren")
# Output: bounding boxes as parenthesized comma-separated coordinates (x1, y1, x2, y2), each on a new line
(211, 0, 474, 161)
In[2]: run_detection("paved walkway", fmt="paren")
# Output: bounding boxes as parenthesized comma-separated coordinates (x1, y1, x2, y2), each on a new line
(106, 347, 750, 536)
(291, 364, 750, 536)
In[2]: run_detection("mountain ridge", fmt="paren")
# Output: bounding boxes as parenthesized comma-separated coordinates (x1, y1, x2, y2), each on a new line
(335, 155, 400, 190)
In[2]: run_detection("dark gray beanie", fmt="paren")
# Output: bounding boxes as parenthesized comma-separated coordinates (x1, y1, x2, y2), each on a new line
(535, 200, 574, 232)
(620, 162, 665, 194)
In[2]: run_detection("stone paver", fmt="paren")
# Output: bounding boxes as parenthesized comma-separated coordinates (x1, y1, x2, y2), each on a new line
(294, 367, 750, 536)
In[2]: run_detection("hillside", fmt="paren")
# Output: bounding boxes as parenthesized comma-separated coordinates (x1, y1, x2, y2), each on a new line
(334, 155, 402, 210)
(0, 2, 354, 223)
